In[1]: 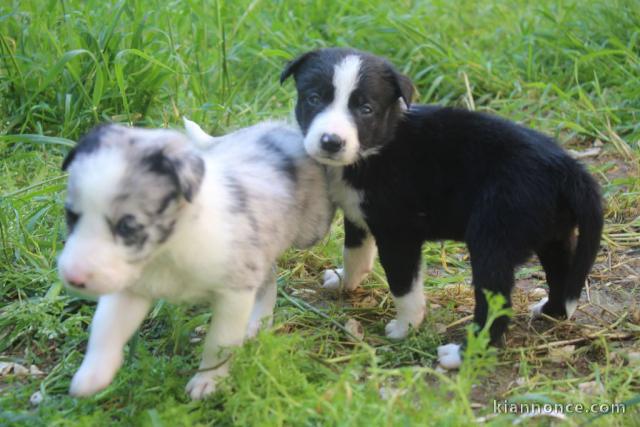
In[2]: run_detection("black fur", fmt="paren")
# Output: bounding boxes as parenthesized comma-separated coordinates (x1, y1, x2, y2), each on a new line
(62, 124, 113, 171)
(284, 48, 604, 345)
(142, 149, 205, 203)
(259, 135, 298, 182)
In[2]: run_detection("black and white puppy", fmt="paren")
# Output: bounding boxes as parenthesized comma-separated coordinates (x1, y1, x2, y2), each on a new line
(58, 119, 334, 399)
(280, 48, 603, 368)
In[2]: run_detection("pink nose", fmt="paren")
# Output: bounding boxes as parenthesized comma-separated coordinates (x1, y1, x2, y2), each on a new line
(63, 269, 89, 289)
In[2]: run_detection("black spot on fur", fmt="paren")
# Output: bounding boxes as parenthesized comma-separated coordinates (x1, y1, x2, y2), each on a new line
(225, 174, 260, 243)
(142, 149, 204, 203)
(225, 174, 249, 213)
(344, 218, 367, 248)
(64, 205, 79, 233)
(157, 190, 179, 215)
(259, 135, 298, 182)
(143, 150, 175, 179)
(62, 124, 115, 171)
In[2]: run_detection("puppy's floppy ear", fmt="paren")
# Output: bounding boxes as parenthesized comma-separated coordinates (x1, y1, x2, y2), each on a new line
(392, 70, 414, 107)
(144, 145, 205, 203)
(280, 50, 317, 84)
(62, 148, 77, 171)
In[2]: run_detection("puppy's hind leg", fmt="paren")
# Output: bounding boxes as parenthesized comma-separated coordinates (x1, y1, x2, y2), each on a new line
(323, 218, 376, 291)
(70, 292, 152, 397)
(534, 233, 585, 319)
(186, 287, 256, 400)
(246, 268, 277, 338)
(437, 246, 516, 370)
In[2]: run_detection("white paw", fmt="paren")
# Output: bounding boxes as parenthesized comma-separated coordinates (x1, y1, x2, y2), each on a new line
(565, 299, 578, 319)
(186, 371, 218, 400)
(529, 297, 549, 319)
(385, 319, 409, 339)
(245, 321, 260, 339)
(245, 317, 272, 339)
(69, 359, 119, 397)
(322, 268, 343, 290)
(437, 343, 462, 370)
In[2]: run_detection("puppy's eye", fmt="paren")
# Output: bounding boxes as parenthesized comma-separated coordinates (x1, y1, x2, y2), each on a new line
(65, 207, 80, 230)
(359, 104, 374, 116)
(115, 214, 139, 238)
(307, 93, 321, 106)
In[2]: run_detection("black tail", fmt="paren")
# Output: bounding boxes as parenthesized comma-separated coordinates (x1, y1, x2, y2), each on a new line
(563, 165, 604, 302)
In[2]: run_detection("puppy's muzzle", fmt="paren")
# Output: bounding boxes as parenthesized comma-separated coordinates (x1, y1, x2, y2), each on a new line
(320, 133, 344, 154)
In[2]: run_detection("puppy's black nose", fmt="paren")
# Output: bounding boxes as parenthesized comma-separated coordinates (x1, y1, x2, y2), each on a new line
(320, 133, 344, 153)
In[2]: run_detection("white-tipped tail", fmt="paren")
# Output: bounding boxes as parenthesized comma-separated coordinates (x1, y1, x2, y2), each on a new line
(183, 117, 217, 147)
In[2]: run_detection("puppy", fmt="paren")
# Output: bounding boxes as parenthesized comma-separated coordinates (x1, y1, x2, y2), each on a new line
(281, 48, 603, 368)
(57, 119, 334, 399)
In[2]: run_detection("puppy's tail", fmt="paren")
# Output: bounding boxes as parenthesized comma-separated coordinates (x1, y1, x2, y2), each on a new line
(183, 117, 218, 148)
(563, 164, 604, 311)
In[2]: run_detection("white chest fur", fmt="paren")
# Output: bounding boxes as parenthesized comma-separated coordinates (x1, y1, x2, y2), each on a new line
(327, 167, 368, 230)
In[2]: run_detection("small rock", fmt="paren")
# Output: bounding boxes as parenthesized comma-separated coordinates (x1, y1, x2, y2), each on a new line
(344, 318, 364, 341)
(30, 391, 43, 406)
(578, 380, 604, 395)
(549, 345, 575, 363)
(29, 365, 44, 376)
(429, 303, 442, 310)
(529, 288, 548, 299)
(516, 377, 526, 386)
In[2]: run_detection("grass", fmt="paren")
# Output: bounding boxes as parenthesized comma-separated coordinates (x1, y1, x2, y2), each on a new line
(1, 0, 639, 425)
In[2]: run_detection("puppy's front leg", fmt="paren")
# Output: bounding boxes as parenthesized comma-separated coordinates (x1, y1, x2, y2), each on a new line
(70, 292, 151, 397)
(376, 236, 426, 339)
(323, 218, 377, 291)
(186, 288, 256, 400)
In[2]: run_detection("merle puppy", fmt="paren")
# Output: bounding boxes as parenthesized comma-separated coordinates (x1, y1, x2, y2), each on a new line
(280, 48, 603, 368)
(58, 119, 334, 399)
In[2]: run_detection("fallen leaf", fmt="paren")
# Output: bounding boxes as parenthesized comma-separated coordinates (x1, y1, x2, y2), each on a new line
(344, 318, 364, 341)
(529, 287, 547, 299)
(354, 295, 377, 308)
(549, 345, 575, 363)
(0, 362, 30, 377)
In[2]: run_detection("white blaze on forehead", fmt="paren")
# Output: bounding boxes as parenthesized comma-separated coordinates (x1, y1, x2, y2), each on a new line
(303, 54, 362, 166)
(332, 55, 362, 109)
(69, 147, 126, 211)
